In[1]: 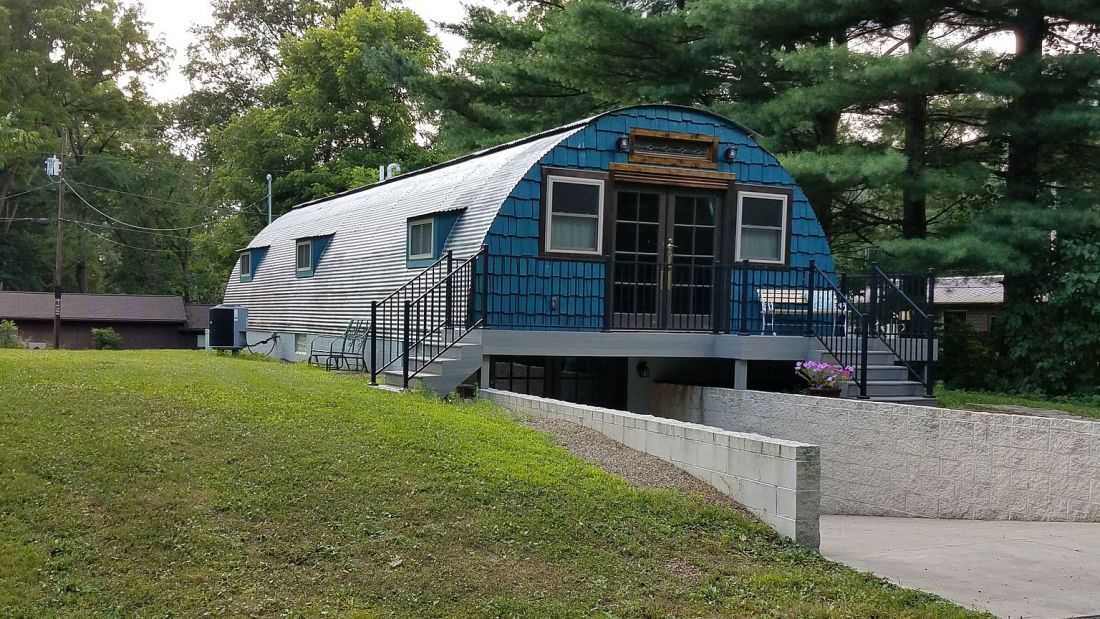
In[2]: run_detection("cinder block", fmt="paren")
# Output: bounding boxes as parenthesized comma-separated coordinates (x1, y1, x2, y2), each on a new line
(645, 431, 673, 461)
(622, 426, 647, 451)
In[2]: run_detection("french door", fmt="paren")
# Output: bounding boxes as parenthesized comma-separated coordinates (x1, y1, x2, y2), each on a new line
(610, 187, 720, 330)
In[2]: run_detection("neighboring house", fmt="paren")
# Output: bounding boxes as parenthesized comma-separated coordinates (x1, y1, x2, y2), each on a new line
(0, 291, 211, 349)
(933, 275, 1003, 333)
(224, 105, 936, 411)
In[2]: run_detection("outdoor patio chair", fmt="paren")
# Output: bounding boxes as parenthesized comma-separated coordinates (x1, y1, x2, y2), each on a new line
(307, 318, 370, 371)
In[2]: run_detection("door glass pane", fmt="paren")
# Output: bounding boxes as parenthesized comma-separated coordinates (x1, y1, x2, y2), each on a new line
(639, 192, 659, 222)
(638, 223, 658, 254)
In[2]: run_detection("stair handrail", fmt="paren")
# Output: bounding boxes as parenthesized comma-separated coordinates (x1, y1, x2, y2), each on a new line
(402, 246, 488, 388)
(809, 261, 869, 398)
(370, 251, 453, 384)
(870, 264, 936, 397)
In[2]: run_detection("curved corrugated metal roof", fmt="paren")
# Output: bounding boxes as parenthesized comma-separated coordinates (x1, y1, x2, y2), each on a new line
(224, 121, 585, 333)
(223, 105, 765, 334)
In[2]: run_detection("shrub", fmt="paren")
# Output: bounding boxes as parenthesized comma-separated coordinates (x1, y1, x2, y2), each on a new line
(0, 320, 21, 348)
(91, 327, 122, 350)
(938, 320, 1000, 391)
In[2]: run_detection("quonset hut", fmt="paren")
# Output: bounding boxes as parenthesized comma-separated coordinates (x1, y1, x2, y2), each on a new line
(225, 104, 934, 410)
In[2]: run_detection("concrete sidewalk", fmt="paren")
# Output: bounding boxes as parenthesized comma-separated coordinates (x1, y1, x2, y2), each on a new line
(820, 516, 1100, 618)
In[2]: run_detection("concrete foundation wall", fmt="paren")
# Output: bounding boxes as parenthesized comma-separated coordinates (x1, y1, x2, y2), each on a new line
(481, 388, 821, 547)
(653, 385, 1100, 522)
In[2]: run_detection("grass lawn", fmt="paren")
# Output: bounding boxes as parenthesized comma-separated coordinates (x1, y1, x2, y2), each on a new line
(937, 387, 1100, 421)
(0, 350, 984, 617)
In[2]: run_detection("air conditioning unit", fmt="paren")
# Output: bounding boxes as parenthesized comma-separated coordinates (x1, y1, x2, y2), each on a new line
(209, 305, 248, 350)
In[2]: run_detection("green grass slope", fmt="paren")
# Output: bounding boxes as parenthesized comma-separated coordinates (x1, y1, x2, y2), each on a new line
(0, 350, 983, 617)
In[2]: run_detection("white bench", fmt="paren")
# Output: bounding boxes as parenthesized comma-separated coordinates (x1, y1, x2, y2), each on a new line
(758, 289, 845, 335)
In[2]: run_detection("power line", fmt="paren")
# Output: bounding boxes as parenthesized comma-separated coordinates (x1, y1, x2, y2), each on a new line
(63, 179, 215, 232)
(3, 182, 55, 200)
(71, 221, 189, 255)
(67, 180, 215, 210)
(60, 218, 192, 240)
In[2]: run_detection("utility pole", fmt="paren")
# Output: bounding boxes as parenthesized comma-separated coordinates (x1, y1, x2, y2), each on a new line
(266, 173, 272, 225)
(53, 129, 66, 350)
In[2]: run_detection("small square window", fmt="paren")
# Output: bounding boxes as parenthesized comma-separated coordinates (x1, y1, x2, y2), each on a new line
(408, 219, 434, 260)
(239, 252, 252, 277)
(546, 176, 604, 255)
(736, 191, 788, 263)
(296, 240, 312, 271)
(294, 333, 307, 354)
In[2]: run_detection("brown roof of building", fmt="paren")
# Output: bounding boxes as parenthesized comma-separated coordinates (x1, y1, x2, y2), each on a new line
(0, 291, 187, 323)
(933, 275, 1004, 306)
(183, 304, 215, 331)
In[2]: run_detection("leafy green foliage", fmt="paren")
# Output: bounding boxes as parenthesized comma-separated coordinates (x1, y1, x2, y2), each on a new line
(204, 4, 445, 233)
(937, 320, 1000, 391)
(0, 319, 21, 348)
(0, 350, 984, 616)
(90, 326, 121, 350)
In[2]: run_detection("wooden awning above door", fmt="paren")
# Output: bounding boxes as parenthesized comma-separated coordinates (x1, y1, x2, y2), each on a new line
(609, 162, 735, 190)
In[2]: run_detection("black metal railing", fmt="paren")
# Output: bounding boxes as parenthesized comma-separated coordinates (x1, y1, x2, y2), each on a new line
(868, 264, 936, 396)
(482, 254, 606, 331)
(809, 261, 868, 398)
(401, 247, 488, 387)
(370, 251, 460, 384)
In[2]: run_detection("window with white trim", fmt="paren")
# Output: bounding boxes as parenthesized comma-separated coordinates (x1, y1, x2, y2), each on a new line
(545, 176, 604, 254)
(736, 191, 788, 263)
(407, 218, 434, 260)
(296, 240, 312, 271)
(239, 252, 252, 277)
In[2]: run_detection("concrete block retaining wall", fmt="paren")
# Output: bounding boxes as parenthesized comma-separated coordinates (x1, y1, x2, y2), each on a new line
(653, 385, 1100, 522)
(480, 388, 821, 547)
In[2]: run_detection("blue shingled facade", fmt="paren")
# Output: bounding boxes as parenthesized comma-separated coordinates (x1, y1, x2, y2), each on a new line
(481, 105, 836, 331)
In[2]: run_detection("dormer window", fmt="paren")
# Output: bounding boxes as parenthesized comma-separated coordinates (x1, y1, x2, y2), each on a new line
(294, 235, 332, 278)
(408, 218, 434, 260)
(406, 211, 463, 267)
(296, 240, 312, 272)
(237, 246, 268, 282)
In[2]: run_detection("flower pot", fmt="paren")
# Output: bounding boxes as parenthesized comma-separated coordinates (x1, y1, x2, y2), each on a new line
(809, 387, 842, 398)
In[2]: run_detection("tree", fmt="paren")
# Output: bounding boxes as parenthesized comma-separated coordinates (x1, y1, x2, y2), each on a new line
(204, 4, 444, 233)
(177, 0, 364, 137)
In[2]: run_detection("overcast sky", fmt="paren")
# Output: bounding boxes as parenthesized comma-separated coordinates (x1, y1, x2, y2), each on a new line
(133, 0, 506, 102)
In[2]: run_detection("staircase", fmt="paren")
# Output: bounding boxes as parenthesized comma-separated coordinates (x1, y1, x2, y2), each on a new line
(809, 262, 939, 406)
(368, 247, 488, 397)
(812, 340, 938, 406)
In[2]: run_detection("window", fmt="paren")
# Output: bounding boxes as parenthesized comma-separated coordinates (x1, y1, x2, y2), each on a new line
(239, 252, 252, 278)
(944, 309, 968, 325)
(408, 218, 434, 260)
(294, 333, 307, 354)
(628, 129, 719, 169)
(736, 191, 789, 263)
(296, 240, 312, 272)
(546, 176, 604, 255)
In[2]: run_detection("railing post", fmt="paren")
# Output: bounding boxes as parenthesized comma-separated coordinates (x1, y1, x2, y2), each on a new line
(925, 267, 936, 397)
(402, 300, 411, 389)
(480, 245, 490, 328)
(445, 250, 454, 328)
(603, 254, 614, 331)
(806, 260, 816, 337)
(711, 259, 721, 334)
(859, 313, 870, 398)
(369, 301, 378, 385)
(738, 259, 750, 335)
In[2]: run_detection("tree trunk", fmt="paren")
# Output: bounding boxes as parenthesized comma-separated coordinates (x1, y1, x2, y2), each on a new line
(901, 14, 928, 239)
(1004, 4, 1045, 206)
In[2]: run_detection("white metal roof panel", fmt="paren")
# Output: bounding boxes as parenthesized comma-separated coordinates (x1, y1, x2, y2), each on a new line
(223, 125, 583, 334)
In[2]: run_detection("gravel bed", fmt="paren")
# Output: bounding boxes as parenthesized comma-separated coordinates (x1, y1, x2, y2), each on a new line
(521, 416, 748, 515)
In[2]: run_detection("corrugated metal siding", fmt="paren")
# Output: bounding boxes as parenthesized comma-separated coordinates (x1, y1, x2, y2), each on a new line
(482, 107, 836, 330)
(223, 128, 583, 333)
